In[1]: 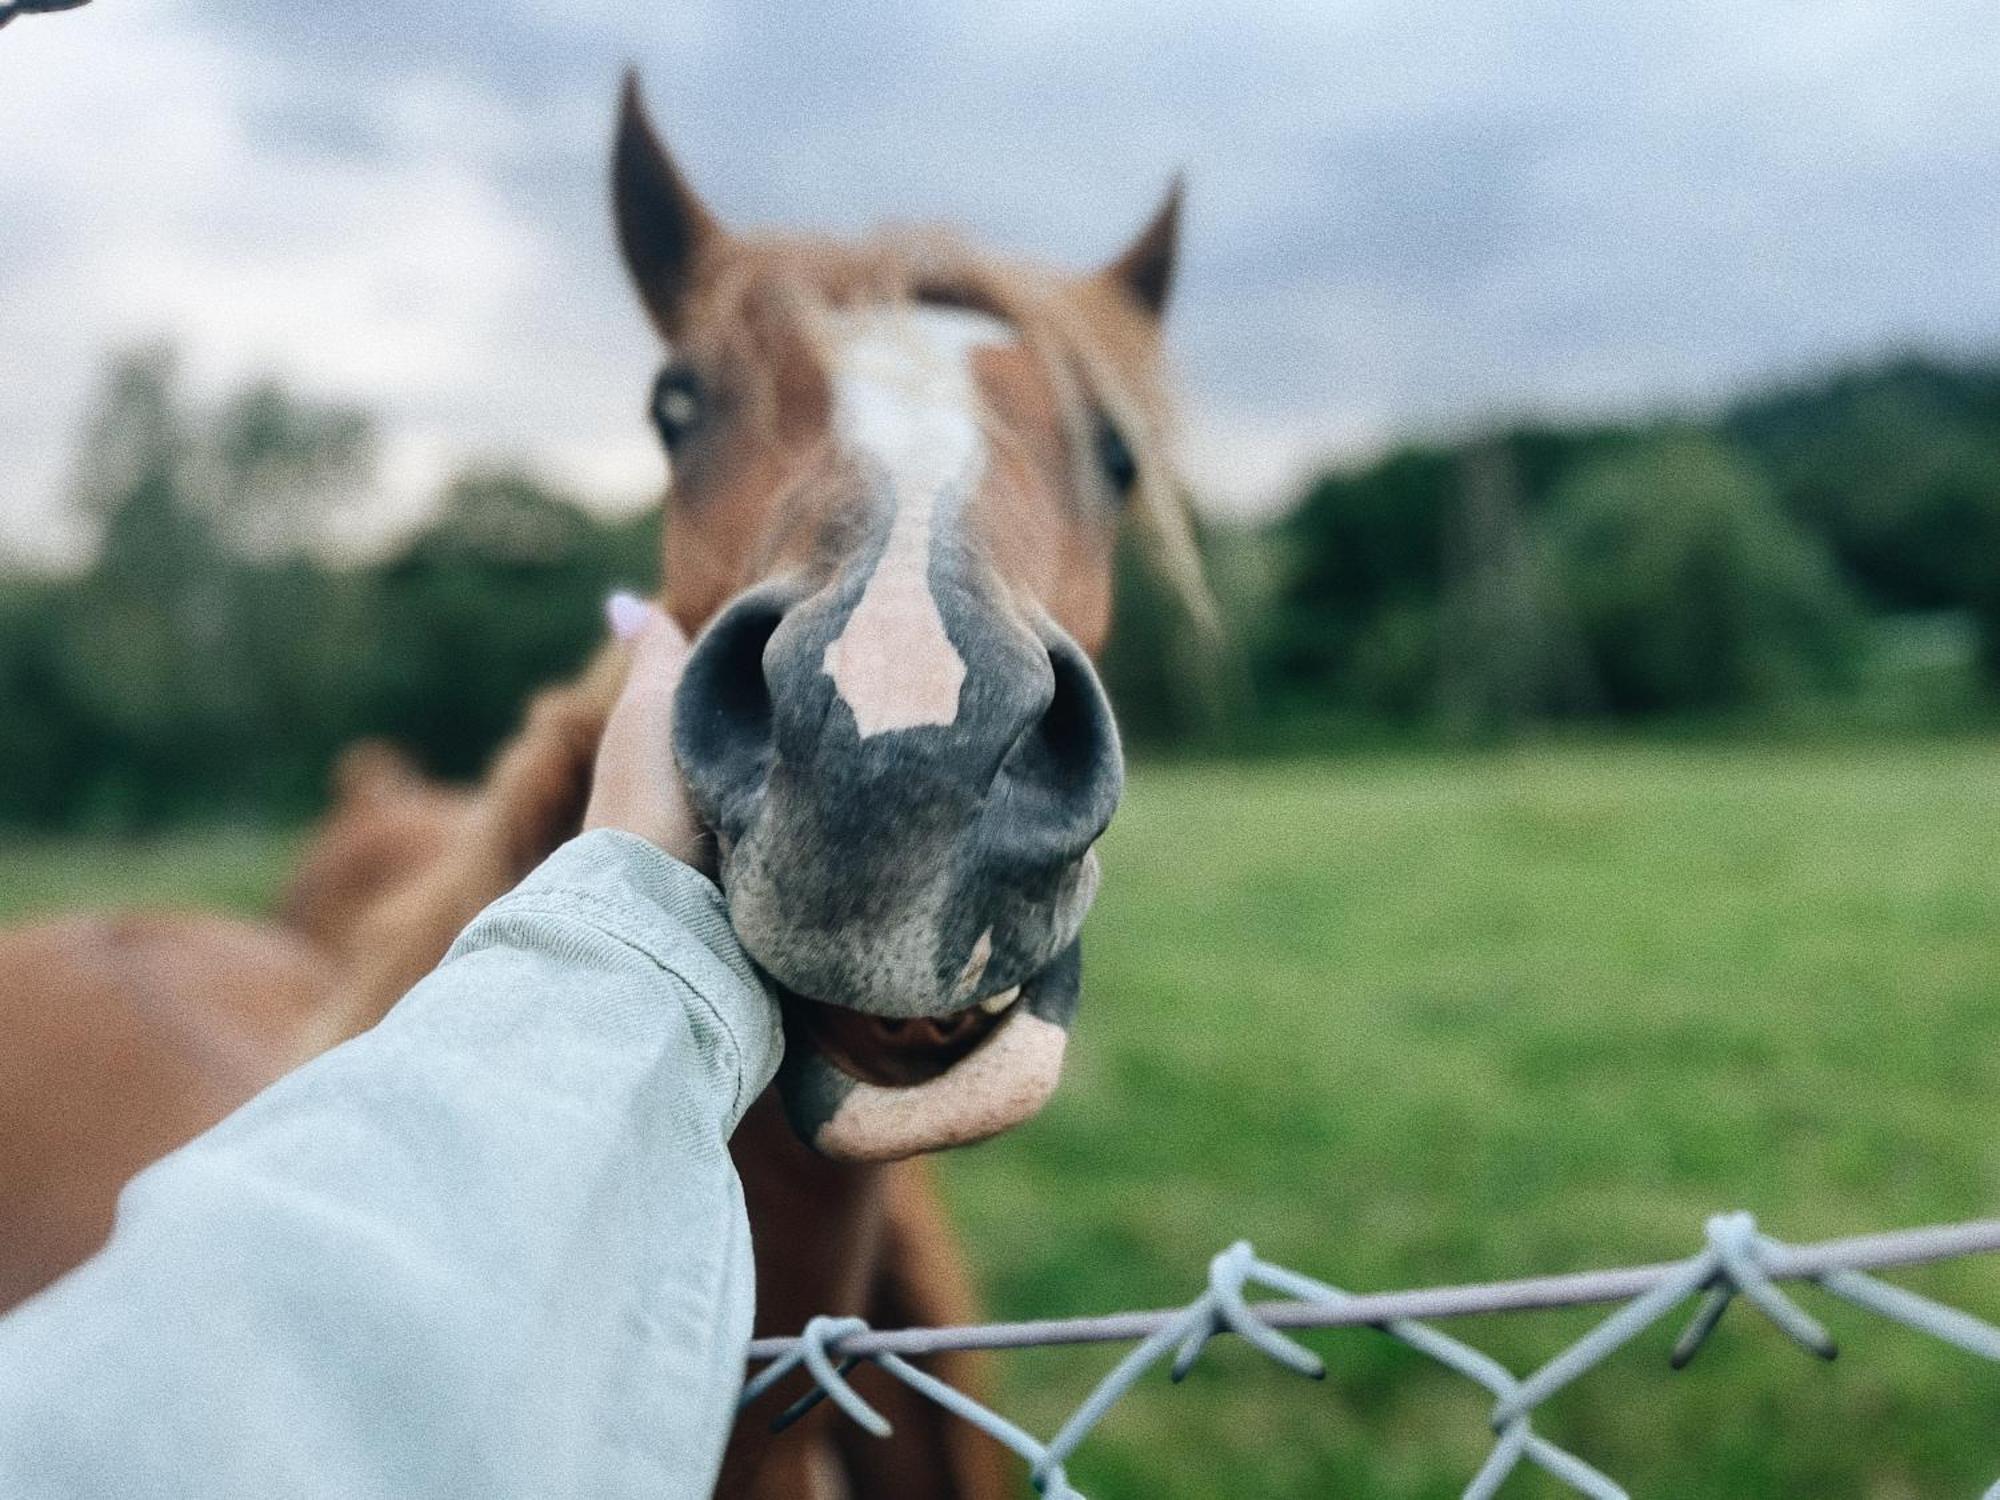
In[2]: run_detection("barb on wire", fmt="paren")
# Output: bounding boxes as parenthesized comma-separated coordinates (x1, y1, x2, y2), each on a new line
(0, 0, 93, 32)
(743, 1213, 2000, 1499)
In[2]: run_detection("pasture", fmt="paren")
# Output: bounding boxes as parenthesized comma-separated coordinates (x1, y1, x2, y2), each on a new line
(8, 740, 1999, 1496)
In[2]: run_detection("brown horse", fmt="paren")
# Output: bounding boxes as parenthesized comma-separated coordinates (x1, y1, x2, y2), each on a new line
(274, 741, 471, 953)
(0, 71, 1197, 1495)
(0, 741, 463, 1315)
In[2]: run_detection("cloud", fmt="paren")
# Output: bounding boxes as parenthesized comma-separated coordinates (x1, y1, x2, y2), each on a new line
(5, 0, 2000, 559)
(0, 2, 662, 564)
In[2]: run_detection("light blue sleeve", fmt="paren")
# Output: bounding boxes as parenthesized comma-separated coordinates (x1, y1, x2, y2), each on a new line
(0, 828, 783, 1500)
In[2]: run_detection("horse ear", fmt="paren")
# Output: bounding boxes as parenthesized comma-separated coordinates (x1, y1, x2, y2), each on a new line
(613, 70, 721, 339)
(1096, 176, 1183, 320)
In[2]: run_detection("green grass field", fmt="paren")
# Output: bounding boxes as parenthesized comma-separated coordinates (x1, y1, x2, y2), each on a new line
(6, 741, 1999, 1496)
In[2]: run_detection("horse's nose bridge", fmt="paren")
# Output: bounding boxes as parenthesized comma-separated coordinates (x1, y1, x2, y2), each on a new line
(768, 564, 1057, 795)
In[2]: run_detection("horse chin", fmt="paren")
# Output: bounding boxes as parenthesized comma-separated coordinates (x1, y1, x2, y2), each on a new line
(714, 820, 1103, 1161)
(771, 940, 1083, 1163)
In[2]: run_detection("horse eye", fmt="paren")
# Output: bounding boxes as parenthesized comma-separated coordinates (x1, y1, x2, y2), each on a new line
(650, 366, 703, 451)
(1095, 417, 1138, 502)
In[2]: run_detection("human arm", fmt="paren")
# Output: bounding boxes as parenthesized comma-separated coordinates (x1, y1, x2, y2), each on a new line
(0, 603, 776, 1500)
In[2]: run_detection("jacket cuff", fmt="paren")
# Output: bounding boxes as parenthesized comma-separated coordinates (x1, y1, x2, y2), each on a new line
(480, 829, 782, 1114)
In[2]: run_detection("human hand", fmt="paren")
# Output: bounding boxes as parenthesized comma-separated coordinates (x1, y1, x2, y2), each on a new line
(582, 593, 712, 873)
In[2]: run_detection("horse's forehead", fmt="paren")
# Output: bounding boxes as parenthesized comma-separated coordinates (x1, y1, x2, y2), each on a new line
(817, 305, 1013, 462)
(818, 303, 1019, 393)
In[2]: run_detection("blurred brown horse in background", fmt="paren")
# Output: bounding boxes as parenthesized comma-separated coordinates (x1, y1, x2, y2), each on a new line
(0, 73, 1197, 1496)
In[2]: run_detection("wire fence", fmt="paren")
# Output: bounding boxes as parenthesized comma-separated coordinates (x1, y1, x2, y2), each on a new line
(0, 0, 92, 32)
(743, 1213, 2000, 1499)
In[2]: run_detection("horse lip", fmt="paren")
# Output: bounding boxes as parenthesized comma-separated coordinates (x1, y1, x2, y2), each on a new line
(788, 1001, 1068, 1163)
(771, 954, 1075, 1162)
(777, 983, 1023, 1089)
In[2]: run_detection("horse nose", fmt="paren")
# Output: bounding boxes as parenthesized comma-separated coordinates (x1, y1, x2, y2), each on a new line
(673, 584, 1122, 870)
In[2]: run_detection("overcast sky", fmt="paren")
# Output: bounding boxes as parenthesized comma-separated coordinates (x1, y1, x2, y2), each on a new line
(4, 0, 1999, 563)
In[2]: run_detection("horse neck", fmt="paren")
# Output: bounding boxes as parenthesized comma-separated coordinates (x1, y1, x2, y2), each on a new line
(733, 1092, 892, 1317)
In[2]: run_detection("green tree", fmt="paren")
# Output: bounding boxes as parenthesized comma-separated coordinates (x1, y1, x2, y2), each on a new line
(203, 377, 375, 556)
(1254, 444, 1456, 717)
(1727, 359, 2000, 615)
(1539, 434, 1863, 714)
(0, 348, 390, 824)
(362, 470, 659, 778)
(1251, 426, 1624, 724)
(56, 347, 241, 821)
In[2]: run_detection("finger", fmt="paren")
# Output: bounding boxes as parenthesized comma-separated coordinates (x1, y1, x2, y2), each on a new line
(605, 590, 654, 642)
(604, 594, 692, 703)
(586, 596, 708, 863)
(606, 593, 691, 665)
(624, 620, 691, 714)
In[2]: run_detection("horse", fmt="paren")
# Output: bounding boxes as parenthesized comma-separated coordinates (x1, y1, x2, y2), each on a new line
(0, 71, 1200, 1495)
(274, 741, 472, 953)
(0, 741, 465, 1314)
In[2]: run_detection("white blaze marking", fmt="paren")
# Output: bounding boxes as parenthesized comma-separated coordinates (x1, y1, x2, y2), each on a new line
(820, 305, 1015, 738)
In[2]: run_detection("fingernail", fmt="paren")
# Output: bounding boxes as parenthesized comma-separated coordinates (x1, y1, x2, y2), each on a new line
(605, 591, 651, 641)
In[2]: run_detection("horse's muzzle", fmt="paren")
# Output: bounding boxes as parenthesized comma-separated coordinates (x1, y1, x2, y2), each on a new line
(673, 575, 1120, 1159)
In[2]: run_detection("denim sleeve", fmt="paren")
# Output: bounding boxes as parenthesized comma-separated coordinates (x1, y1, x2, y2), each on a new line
(0, 829, 782, 1500)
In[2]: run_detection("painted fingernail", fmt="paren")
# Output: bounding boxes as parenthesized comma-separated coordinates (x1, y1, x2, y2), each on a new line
(605, 591, 650, 641)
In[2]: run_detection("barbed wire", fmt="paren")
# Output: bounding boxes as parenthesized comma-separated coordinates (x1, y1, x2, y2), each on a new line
(0, 0, 91, 32)
(743, 1213, 2000, 1499)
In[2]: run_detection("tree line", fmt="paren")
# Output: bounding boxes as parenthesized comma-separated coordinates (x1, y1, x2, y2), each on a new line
(3, 347, 1997, 830)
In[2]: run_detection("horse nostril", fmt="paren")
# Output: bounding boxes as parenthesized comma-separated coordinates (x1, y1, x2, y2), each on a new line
(673, 592, 786, 837)
(1037, 642, 1108, 785)
(992, 632, 1124, 872)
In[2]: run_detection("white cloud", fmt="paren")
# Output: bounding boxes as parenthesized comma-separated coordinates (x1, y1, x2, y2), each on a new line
(0, 2, 659, 565)
(4, 0, 2000, 566)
